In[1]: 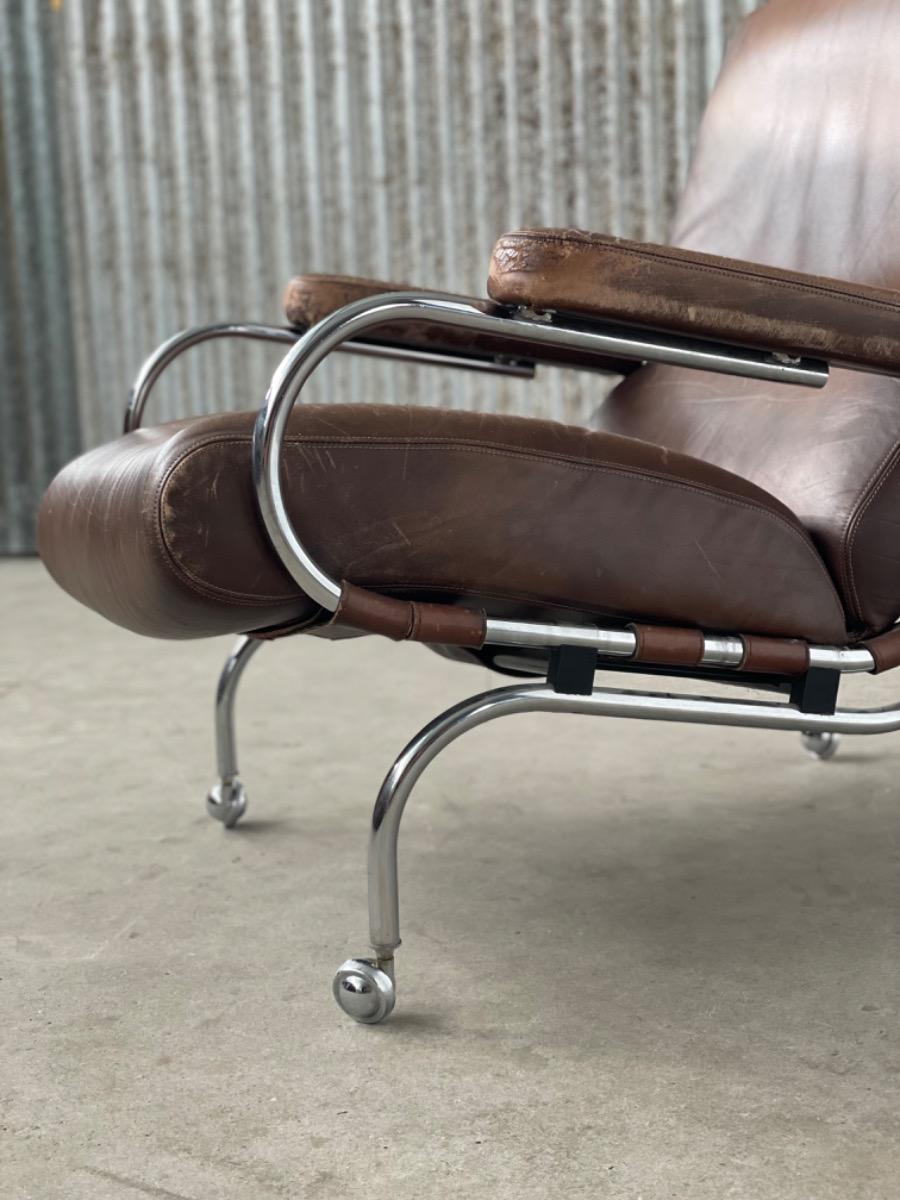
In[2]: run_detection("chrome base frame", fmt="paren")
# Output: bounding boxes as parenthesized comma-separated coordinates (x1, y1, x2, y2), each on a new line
(125, 298, 893, 1022)
(328, 675, 900, 1022)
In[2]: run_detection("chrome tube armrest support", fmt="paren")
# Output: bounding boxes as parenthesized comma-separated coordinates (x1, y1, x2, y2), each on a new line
(125, 323, 298, 434)
(124, 318, 535, 434)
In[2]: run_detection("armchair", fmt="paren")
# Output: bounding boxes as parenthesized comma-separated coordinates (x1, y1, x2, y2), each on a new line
(37, 0, 900, 1024)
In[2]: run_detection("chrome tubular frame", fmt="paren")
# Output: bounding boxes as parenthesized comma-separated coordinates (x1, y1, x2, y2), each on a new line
(124, 316, 534, 826)
(248, 288, 874, 675)
(242, 292, 900, 1022)
(205, 635, 264, 828)
(123, 293, 899, 1022)
(481, 618, 876, 673)
(124, 319, 534, 434)
(366, 678, 900, 964)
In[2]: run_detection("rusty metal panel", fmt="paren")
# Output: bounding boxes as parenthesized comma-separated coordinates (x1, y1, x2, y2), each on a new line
(2, 0, 760, 551)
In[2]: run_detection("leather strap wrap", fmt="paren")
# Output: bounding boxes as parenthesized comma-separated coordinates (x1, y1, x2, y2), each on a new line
(739, 635, 810, 676)
(861, 626, 900, 674)
(335, 581, 487, 647)
(626, 623, 811, 676)
(628, 623, 704, 667)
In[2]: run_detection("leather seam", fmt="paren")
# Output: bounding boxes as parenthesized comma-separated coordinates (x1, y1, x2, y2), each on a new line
(272, 432, 803, 520)
(154, 431, 846, 628)
(844, 442, 900, 628)
(154, 446, 303, 607)
(493, 233, 900, 317)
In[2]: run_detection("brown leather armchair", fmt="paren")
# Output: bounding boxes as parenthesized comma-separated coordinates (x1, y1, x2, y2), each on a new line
(38, 0, 900, 1023)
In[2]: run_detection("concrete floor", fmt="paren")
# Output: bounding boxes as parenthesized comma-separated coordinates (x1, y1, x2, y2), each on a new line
(3, 558, 900, 1198)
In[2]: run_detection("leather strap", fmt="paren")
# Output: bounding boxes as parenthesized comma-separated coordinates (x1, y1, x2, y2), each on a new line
(256, 595, 825, 678)
(334, 581, 487, 647)
(739, 635, 809, 676)
(628, 623, 704, 667)
(627, 623, 810, 676)
(861, 626, 900, 674)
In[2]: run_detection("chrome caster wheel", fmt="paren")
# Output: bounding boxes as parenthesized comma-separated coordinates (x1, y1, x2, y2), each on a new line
(206, 779, 247, 828)
(332, 958, 396, 1024)
(801, 731, 840, 761)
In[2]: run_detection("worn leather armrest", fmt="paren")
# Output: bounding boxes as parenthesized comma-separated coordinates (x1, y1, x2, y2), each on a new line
(283, 273, 636, 376)
(487, 228, 900, 376)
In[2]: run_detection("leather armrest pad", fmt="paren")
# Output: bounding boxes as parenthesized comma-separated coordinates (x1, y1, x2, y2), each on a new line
(284, 273, 426, 330)
(487, 228, 900, 375)
(283, 272, 636, 375)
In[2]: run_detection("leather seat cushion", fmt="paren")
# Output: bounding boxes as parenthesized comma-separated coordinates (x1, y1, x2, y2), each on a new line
(37, 405, 849, 643)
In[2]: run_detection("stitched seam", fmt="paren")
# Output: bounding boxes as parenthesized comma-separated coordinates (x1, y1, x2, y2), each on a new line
(265, 432, 804, 519)
(161, 433, 845, 622)
(156, 432, 845, 625)
(495, 233, 900, 316)
(170, 432, 813, 542)
(844, 442, 900, 626)
(155, 442, 302, 606)
(496, 232, 900, 311)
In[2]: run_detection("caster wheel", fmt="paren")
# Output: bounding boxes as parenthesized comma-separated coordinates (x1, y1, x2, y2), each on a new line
(332, 958, 396, 1024)
(801, 731, 840, 761)
(206, 779, 247, 828)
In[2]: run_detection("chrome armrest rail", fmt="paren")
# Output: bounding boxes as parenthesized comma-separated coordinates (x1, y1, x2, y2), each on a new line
(124, 319, 535, 434)
(126, 323, 297, 433)
(252, 291, 829, 613)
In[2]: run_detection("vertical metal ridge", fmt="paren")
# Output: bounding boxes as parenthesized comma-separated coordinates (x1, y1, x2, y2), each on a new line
(159, 0, 206, 417)
(0, 1, 79, 552)
(3, 0, 760, 551)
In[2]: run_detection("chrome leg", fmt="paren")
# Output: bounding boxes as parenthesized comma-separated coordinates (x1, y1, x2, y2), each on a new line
(333, 686, 545, 1023)
(205, 635, 264, 828)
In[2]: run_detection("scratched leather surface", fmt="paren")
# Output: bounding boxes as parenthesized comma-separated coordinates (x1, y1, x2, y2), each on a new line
(37, 405, 846, 642)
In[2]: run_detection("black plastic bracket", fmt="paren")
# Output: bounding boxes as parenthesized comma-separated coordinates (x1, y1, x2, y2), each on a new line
(790, 667, 840, 715)
(547, 645, 598, 695)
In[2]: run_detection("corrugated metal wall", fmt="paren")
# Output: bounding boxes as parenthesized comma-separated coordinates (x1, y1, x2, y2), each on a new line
(1, 0, 760, 553)
(0, 2, 81, 554)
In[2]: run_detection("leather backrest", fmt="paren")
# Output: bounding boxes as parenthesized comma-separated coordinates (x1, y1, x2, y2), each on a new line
(597, 0, 900, 636)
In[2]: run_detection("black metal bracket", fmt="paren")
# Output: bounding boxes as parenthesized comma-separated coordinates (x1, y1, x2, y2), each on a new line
(790, 667, 841, 715)
(547, 645, 598, 695)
